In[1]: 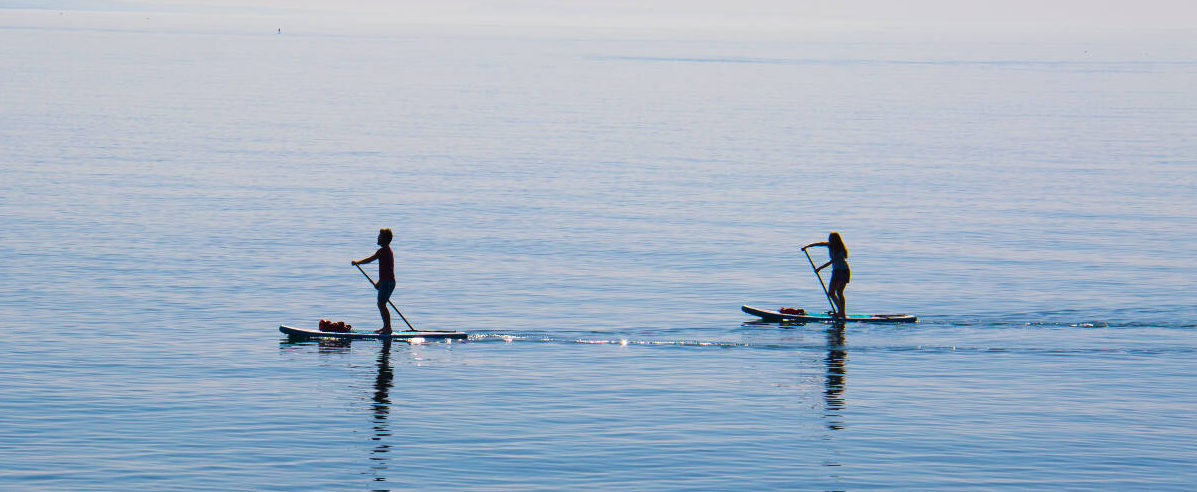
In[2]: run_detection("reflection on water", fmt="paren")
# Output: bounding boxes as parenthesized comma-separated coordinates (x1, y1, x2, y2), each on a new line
(319, 339, 352, 352)
(824, 323, 847, 431)
(822, 323, 847, 478)
(778, 319, 848, 432)
(370, 340, 394, 487)
(279, 337, 399, 487)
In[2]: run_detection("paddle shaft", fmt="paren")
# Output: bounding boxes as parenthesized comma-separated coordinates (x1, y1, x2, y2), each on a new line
(803, 248, 837, 312)
(355, 263, 417, 331)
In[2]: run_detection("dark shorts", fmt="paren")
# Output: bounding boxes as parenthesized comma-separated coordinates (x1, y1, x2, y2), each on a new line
(830, 269, 850, 285)
(377, 280, 396, 303)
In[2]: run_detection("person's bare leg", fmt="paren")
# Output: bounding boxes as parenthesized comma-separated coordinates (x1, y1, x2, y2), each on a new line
(377, 300, 392, 334)
(829, 280, 847, 318)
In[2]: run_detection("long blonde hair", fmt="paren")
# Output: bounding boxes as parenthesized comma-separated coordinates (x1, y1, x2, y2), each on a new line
(828, 232, 847, 258)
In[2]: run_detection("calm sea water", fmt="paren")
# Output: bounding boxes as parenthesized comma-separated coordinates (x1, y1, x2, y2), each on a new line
(2, 8, 1195, 490)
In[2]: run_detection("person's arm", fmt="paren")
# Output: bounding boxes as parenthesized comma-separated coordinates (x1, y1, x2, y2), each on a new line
(352, 249, 381, 266)
(801, 241, 829, 251)
(814, 260, 832, 272)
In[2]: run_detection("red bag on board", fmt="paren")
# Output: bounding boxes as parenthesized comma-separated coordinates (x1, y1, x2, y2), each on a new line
(318, 319, 352, 333)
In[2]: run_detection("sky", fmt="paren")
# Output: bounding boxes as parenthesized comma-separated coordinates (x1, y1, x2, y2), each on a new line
(2, 0, 1196, 30)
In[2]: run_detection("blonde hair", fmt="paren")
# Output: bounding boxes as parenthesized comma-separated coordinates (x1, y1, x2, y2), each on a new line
(828, 232, 847, 258)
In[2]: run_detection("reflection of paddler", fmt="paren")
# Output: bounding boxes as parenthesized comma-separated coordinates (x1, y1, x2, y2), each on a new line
(370, 340, 394, 479)
(373, 340, 393, 417)
(824, 325, 846, 431)
(802, 232, 850, 319)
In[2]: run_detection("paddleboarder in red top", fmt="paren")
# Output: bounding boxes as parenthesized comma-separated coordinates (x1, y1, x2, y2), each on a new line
(803, 232, 850, 319)
(352, 228, 396, 334)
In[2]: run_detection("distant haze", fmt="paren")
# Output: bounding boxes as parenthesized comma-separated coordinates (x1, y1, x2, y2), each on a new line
(4, 0, 1197, 30)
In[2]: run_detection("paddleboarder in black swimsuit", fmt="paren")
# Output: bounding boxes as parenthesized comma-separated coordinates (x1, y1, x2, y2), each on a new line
(803, 232, 850, 319)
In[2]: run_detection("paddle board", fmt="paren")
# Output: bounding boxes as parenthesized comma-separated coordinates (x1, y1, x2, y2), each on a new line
(742, 305, 917, 323)
(279, 325, 468, 340)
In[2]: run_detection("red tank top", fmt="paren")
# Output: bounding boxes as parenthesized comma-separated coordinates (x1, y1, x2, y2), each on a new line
(377, 246, 394, 282)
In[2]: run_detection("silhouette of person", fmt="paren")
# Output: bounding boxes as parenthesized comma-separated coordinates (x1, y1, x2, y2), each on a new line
(803, 232, 850, 318)
(353, 228, 396, 334)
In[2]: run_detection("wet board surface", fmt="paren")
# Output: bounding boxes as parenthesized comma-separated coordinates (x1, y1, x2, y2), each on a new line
(279, 325, 468, 340)
(741, 305, 917, 323)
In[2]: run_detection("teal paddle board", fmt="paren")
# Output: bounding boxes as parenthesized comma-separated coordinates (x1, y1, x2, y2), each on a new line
(742, 305, 917, 323)
(280, 325, 468, 340)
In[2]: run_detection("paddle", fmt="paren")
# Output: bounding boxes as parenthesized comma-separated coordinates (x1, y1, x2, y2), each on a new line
(354, 263, 418, 332)
(803, 247, 838, 313)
